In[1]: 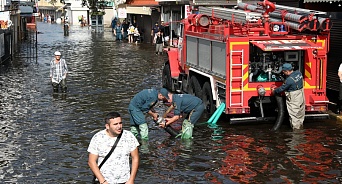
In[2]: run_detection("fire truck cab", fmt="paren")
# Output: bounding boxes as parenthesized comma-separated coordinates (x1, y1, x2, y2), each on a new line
(162, 0, 331, 129)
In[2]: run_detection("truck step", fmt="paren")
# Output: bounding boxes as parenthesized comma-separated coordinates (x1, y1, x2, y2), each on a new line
(305, 113, 329, 119)
(230, 117, 276, 124)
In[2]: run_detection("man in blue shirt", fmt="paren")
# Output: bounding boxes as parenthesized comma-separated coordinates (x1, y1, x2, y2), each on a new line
(114, 22, 123, 41)
(129, 88, 168, 140)
(158, 89, 205, 138)
(271, 63, 305, 130)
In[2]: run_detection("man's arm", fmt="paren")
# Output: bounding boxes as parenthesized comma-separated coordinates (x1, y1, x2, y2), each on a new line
(127, 148, 139, 184)
(147, 110, 158, 121)
(338, 71, 342, 81)
(164, 115, 180, 126)
(88, 153, 107, 184)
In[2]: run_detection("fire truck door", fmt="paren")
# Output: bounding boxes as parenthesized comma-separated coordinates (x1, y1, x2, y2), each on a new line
(178, 24, 184, 63)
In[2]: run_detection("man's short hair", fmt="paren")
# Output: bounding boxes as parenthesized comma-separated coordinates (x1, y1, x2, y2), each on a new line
(105, 112, 121, 124)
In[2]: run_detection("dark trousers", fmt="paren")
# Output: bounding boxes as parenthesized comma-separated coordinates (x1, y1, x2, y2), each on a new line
(187, 103, 205, 124)
(52, 79, 67, 92)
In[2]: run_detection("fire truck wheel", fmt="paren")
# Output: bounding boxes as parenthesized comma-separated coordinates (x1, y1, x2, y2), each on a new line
(162, 64, 172, 90)
(202, 82, 215, 115)
(189, 76, 202, 98)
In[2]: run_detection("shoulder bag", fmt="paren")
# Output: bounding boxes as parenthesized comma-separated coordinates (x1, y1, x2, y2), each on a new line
(92, 132, 123, 184)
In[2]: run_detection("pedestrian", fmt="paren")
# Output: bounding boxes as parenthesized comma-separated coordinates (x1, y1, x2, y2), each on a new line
(122, 20, 129, 40)
(88, 111, 139, 184)
(158, 89, 205, 139)
(129, 88, 169, 140)
(50, 51, 68, 93)
(153, 29, 164, 55)
(111, 17, 117, 33)
(337, 63, 342, 114)
(114, 22, 123, 41)
(133, 25, 140, 44)
(271, 63, 305, 130)
(127, 24, 135, 43)
(151, 22, 159, 44)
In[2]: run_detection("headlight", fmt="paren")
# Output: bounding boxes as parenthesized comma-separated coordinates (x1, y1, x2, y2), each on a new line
(273, 25, 280, 32)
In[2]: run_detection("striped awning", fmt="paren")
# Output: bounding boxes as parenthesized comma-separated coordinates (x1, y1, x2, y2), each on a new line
(304, 0, 341, 3)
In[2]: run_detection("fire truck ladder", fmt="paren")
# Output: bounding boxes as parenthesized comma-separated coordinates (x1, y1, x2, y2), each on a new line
(229, 50, 244, 107)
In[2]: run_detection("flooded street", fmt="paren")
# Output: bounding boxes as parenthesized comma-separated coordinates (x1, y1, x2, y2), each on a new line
(0, 22, 341, 183)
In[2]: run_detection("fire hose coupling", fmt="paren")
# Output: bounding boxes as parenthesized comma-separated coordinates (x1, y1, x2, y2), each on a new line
(156, 116, 166, 125)
(257, 85, 266, 96)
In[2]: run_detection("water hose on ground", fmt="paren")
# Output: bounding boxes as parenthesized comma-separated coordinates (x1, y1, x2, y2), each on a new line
(271, 95, 285, 131)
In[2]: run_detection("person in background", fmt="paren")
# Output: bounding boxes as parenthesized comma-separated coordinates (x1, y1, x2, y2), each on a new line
(127, 24, 135, 43)
(337, 63, 342, 114)
(50, 51, 68, 93)
(122, 20, 129, 40)
(88, 111, 139, 184)
(271, 63, 305, 130)
(114, 22, 123, 42)
(158, 89, 205, 138)
(153, 29, 164, 55)
(133, 25, 140, 44)
(151, 22, 159, 44)
(129, 88, 168, 140)
(81, 15, 86, 27)
(111, 17, 117, 33)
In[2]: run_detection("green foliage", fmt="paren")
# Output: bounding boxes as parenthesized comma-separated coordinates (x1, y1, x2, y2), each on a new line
(49, 0, 58, 6)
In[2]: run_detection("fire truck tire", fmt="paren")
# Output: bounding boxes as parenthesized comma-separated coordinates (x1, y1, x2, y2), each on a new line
(162, 64, 172, 90)
(271, 95, 285, 131)
(202, 82, 215, 115)
(189, 76, 202, 97)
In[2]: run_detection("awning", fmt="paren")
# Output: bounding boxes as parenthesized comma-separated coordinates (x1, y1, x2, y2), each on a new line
(118, 5, 152, 15)
(19, 5, 33, 16)
(304, 0, 341, 2)
(250, 40, 323, 51)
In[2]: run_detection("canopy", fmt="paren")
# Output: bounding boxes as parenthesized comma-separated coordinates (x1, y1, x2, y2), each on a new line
(250, 40, 323, 51)
(118, 4, 152, 15)
(19, 6, 33, 17)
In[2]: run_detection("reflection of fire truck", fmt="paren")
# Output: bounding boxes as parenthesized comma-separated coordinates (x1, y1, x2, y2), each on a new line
(162, 0, 332, 129)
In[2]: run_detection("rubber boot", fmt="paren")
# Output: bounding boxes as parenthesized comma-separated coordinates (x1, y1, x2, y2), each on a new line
(53, 87, 58, 93)
(130, 126, 139, 138)
(181, 119, 194, 139)
(62, 87, 67, 93)
(338, 100, 342, 115)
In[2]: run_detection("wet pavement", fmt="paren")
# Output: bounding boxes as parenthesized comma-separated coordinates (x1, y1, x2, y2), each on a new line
(0, 22, 341, 183)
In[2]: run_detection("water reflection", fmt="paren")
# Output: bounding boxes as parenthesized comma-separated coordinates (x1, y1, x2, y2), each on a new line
(0, 22, 341, 183)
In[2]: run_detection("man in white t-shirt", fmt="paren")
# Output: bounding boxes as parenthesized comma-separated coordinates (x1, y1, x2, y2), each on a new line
(337, 64, 342, 114)
(88, 112, 140, 184)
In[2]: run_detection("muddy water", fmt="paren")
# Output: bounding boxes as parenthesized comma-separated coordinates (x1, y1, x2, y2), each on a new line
(0, 22, 341, 183)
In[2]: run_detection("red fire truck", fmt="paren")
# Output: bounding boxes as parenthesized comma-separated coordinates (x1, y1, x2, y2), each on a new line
(162, 0, 332, 130)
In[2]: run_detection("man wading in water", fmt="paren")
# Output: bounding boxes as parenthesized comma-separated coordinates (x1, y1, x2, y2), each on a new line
(50, 51, 68, 93)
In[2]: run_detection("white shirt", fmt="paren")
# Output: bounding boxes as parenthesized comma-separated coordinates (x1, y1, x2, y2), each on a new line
(339, 63, 342, 72)
(87, 130, 139, 184)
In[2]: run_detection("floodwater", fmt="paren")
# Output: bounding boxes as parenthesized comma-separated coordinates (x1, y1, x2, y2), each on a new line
(0, 22, 341, 183)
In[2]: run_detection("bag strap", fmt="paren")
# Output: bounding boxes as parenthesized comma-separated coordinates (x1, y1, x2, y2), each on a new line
(99, 131, 122, 169)
(93, 132, 123, 182)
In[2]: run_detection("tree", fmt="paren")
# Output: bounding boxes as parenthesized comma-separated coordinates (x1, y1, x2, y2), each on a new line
(49, 0, 58, 6)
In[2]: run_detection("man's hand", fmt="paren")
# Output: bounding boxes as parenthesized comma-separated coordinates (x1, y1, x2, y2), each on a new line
(152, 112, 158, 121)
(270, 85, 276, 94)
(159, 118, 170, 128)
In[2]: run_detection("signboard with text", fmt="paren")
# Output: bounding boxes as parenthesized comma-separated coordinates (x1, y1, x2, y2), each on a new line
(118, 8, 127, 19)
